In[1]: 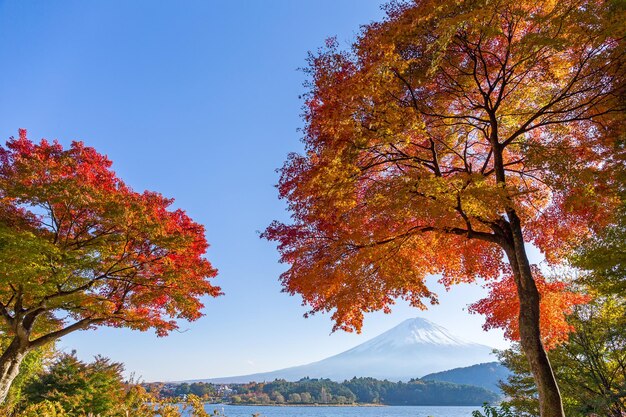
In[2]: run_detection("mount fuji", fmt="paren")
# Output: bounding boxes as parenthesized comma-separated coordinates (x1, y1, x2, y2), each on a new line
(201, 318, 496, 383)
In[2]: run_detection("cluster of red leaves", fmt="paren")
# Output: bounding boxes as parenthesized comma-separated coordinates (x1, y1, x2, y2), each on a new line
(468, 267, 590, 350)
(0, 130, 220, 337)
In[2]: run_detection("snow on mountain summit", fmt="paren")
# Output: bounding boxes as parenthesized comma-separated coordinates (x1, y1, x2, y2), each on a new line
(364, 317, 475, 347)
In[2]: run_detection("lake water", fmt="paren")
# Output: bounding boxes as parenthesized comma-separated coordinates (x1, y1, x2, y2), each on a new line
(194, 404, 480, 417)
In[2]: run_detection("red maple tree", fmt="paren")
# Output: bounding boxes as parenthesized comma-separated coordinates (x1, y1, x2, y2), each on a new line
(264, 1, 625, 415)
(0, 130, 220, 401)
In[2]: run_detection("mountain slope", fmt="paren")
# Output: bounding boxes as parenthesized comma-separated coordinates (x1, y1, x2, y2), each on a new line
(200, 318, 496, 383)
(422, 362, 511, 394)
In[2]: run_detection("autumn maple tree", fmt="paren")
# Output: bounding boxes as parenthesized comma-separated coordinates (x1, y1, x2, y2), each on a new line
(264, 1, 626, 416)
(0, 130, 220, 402)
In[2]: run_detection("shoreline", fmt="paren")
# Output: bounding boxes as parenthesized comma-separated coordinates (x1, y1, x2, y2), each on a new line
(208, 403, 483, 408)
(223, 403, 384, 407)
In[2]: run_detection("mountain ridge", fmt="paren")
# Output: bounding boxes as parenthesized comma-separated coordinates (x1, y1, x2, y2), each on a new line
(422, 362, 511, 394)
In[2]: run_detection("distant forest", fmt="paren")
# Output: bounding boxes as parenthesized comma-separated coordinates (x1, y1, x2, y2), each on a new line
(151, 377, 500, 406)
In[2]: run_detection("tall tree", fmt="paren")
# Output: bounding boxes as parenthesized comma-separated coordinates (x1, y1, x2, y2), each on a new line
(264, 1, 626, 416)
(0, 130, 220, 402)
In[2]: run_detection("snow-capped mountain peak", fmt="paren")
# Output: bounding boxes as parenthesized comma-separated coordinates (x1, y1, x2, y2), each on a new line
(345, 317, 482, 354)
(201, 317, 496, 384)
(381, 317, 473, 346)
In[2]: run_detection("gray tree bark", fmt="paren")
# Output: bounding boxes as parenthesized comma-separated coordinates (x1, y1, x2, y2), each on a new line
(0, 339, 27, 404)
(503, 212, 565, 417)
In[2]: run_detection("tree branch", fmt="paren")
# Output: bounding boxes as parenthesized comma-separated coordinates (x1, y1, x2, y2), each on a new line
(29, 317, 105, 349)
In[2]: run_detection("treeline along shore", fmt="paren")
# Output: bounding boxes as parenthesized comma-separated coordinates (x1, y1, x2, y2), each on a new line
(146, 377, 500, 406)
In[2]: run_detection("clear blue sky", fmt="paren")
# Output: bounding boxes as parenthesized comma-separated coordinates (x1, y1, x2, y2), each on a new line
(0, 0, 521, 381)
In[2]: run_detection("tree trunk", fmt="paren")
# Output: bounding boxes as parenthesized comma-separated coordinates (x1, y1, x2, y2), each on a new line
(0, 338, 27, 404)
(504, 213, 565, 417)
